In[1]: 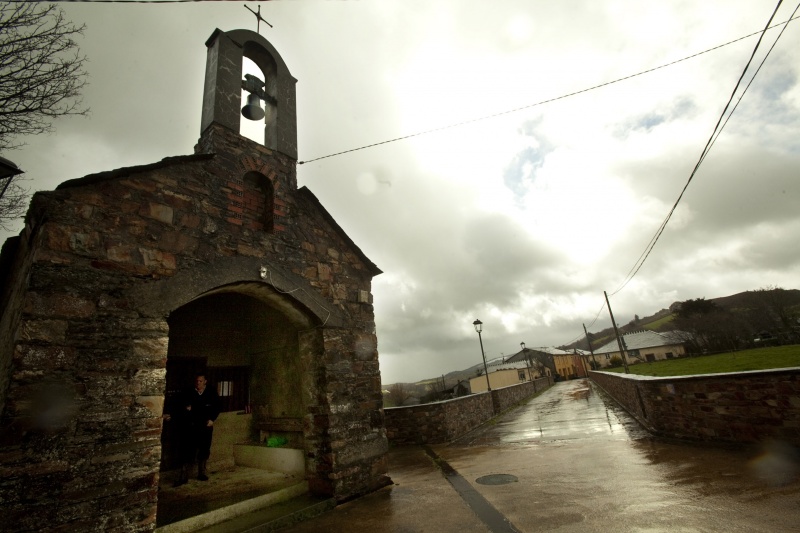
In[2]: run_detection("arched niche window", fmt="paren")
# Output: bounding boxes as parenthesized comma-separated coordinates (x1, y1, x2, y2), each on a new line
(241, 171, 274, 232)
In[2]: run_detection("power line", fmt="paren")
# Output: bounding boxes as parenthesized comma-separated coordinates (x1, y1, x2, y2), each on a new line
(298, 15, 799, 165)
(610, 0, 794, 297)
(584, 303, 607, 332)
(563, 302, 607, 347)
(576, 1, 796, 345)
(26, 1, 270, 3)
(704, 3, 800, 165)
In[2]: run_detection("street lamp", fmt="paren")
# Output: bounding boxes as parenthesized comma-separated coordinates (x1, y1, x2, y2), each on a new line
(521, 342, 533, 382)
(0, 156, 23, 200)
(473, 319, 491, 392)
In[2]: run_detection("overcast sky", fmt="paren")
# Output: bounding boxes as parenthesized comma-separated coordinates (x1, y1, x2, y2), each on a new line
(3, 1, 799, 384)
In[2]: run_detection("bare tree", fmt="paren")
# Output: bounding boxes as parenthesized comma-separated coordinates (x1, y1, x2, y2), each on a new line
(0, 2, 88, 151)
(422, 376, 448, 403)
(0, 173, 28, 230)
(0, 3, 87, 229)
(387, 383, 412, 407)
(524, 352, 547, 377)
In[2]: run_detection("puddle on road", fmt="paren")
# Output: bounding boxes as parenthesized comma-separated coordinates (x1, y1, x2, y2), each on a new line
(455, 380, 651, 448)
(475, 474, 518, 485)
(568, 387, 591, 400)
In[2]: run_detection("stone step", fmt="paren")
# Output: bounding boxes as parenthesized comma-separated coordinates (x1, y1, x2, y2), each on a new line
(155, 481, 319, 533)
(189, 493, 336, 533)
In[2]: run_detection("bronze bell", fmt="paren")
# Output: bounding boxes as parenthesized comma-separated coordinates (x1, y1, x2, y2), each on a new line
(241, 93, 265, 121)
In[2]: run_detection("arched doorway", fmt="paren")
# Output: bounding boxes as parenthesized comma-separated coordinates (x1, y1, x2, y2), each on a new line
(157, 283, 321, 527)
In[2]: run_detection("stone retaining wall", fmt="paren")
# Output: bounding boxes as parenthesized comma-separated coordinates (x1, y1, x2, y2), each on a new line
(590, 368, 800, 445)
(492, 376, 552, 413)
(385, 376, 552, 445)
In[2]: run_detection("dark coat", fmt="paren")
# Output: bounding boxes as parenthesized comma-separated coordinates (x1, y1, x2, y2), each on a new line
(185, 386, 221, 427)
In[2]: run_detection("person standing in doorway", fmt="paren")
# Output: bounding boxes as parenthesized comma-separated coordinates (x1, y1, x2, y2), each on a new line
(174, 373, 221, 485)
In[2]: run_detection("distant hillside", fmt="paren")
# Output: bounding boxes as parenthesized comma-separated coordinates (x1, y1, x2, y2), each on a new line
(562, 307, 674, 352)
(384, 288, 799, 390)
(382, 361, 486, 396)
(709, 289, 800, 313)
(562, 288, 800, 352)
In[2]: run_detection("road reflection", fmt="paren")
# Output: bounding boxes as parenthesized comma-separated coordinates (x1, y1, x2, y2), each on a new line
(460, 379, 648, 447)
(443, 379, 800, 532)
(460, 379, 800, 495)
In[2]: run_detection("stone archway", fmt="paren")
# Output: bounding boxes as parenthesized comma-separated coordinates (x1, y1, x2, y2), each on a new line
(155, 282, 324, 528)
(165, 286, 317, 468)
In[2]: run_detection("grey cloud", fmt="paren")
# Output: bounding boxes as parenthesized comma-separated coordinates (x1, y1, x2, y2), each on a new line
(4, 1, 799, 386)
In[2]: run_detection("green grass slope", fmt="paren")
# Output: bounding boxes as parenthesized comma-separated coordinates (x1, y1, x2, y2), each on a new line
(602, 345, 800, 377)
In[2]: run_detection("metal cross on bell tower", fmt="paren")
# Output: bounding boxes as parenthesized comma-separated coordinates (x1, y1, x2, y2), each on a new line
(244, 4, 273, 34)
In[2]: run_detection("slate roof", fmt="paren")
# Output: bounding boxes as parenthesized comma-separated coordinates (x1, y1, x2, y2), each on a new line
(55, 154, 215, 190)
(505, 346, 587, 363)
(486, 360, 533, 372)
(593, 330, 686, 355)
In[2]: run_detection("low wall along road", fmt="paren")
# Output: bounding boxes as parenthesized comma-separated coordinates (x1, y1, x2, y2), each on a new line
(590, 367, 800, 445)
(385, 376, 552, 445)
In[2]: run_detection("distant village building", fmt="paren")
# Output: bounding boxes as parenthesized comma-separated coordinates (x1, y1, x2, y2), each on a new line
(0, 28, 389, 531)
(469, 360, 537, 393)
(505, 346, 589, 381)
(553, 351, 589, 379)
(593, 330, 687, 366)
(468, 343, 592, 392)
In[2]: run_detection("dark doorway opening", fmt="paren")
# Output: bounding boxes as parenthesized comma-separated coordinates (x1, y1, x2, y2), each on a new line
(157, 287, 316, 529)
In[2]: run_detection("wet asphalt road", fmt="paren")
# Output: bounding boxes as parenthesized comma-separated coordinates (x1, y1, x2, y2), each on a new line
(280, 379, 800, 533)
(455, 377, 651, 447)
(439, 379, 800, 532)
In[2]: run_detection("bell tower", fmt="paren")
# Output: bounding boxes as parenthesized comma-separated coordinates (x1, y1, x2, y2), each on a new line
(200, 28, 297, 160)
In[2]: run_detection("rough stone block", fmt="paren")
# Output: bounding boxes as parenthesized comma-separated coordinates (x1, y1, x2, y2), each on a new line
(143, 203, 174, 224)
(20, 319, 68, 343)
(139, 248, 176, 271)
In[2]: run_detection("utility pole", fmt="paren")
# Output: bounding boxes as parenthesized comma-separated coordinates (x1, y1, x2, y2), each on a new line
(574, 348, 589, 377)
(583, 323, 597, 370)
(604, 291, 630, 374)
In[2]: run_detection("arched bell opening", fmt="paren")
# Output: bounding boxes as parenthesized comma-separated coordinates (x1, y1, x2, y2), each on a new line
(240, 56, 276, 145)
(242, 40, 279, 149)
(200, 28, 297, 159)
(156, 283, 322, 528)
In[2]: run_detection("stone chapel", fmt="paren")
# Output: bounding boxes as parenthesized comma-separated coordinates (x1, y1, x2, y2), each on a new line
(0, 28, 390, 531)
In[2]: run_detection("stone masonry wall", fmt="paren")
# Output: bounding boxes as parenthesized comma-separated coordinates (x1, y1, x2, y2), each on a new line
(590, 368, 800, 445)
(0, 231, 38, 418)
(492, 376, 552, 413)
(385, 393, 494, 445)
(0, 231, 170, 531)
(385, 378, 552, 446)
(317, 327, 387, 499)
(0, 125, 388, 531)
